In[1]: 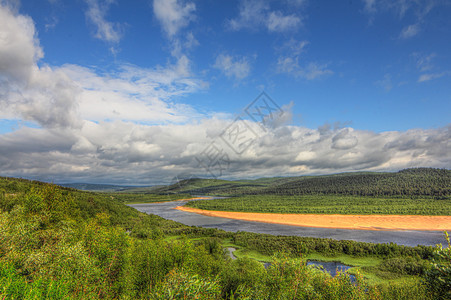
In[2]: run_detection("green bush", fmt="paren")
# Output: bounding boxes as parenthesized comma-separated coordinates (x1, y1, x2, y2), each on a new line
(424, 231, 451, 299)
(152, 269, 221, 299)
(219, 257, 265, 298)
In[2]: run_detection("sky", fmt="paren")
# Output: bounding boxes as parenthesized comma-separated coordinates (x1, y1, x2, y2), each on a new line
(0, 0, 450, 185)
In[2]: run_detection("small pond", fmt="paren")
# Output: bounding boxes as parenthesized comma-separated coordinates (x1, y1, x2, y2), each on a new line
(226, 248, 355, 281)
(307, 260, 355, 281)
(261, 260, 355, 281)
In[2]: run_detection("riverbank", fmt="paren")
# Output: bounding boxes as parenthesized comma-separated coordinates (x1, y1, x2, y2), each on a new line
(175, 206, 451, 231)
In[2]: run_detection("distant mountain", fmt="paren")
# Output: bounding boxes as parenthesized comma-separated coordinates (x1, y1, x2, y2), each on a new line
(58, 183, 150, 192)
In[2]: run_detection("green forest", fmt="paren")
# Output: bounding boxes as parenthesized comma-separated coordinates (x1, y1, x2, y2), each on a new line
(158, 168, 451, 198)
(1, 173, 450, 299)
(186, 194, 451, 215)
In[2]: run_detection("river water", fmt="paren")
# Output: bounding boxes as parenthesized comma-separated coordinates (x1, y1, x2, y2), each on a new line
(129, 199, 447, 247)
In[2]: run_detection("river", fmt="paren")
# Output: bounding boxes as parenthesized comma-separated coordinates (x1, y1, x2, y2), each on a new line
(129, 199, 447, 247)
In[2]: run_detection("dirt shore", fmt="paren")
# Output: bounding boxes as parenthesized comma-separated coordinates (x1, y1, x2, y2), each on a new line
(175, 206, 451, 231)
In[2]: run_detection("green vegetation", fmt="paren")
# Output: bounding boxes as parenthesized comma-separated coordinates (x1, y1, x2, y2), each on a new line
(180, 168, 450, 215)
(1, 176, 450, 299)
(154, 168, 450, 198)
(186, 194, 451, 215)
(254, 168, 450, 197)
(104, 192, 191, 204)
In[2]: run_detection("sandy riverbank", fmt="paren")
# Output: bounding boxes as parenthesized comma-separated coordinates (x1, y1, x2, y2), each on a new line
(175, 206, 451, 231)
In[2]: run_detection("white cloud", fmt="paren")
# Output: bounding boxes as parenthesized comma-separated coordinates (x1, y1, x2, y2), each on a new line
(0, 4, 204, 129)
(286, 0, 306, 7)
(412, 53, 447, 83)
(1, 3, 449, 185)
(0, 4, 78, 129)
(214, 54, 251, 81)
(362, 0, 420, 17)
(84, 0, 123, 44)
(0, 5, 43, 82)
(276, 39, 332, 80)
(399, 23, 419, 39)
(418, 73, 445, 82)
(363, 0, 377, 13)
(228, 0, 268, 31)
(1, 118, 449, 184)
(277, 57, 332, 80)
(282, 39, 309, 56)
(362, 0, 446, 34)
(153, 0, 195, 37)
(228, 0, 302, 32)
(414, 52, 436, 72)
(267, 11, 301, 32)
(61, 57, 203, 124)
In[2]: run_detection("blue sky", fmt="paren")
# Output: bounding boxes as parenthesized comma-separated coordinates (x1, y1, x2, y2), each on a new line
(0, 0, 450, 184)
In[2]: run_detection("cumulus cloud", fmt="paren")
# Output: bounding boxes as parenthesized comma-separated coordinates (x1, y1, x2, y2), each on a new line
(214, 54, 251, 80)
(1, 117, 449, 184)
(0, 3, 449, 185)
(84, 0, 123, 44)
(0, 4, 203, 129)
(0, 5, 43, 82)
(331, 128, 358, 150)
(61, 57, 203, 124)
(153, 0, 195, 37)
(228, 0, 302, 32)
(0, 4, 79, 128)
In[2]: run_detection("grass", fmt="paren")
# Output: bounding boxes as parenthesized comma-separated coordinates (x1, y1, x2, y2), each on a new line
(305, 253, 424, 286)
(166, 236, 425, 288)
(186, 194, 451, 215)
(305, 253, 382, 267)
(108, 193, 192, 204)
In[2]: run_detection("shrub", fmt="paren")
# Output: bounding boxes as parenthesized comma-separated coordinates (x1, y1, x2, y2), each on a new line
(424, 231, 451, 299)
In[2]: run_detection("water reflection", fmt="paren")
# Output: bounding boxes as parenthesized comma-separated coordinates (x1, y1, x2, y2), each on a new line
(307, 260, 355, 281)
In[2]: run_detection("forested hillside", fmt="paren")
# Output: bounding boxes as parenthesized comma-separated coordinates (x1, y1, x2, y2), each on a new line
(1, 176, 450, 299)
(160, 168, 450, 197)
(256, 168, 450, 197)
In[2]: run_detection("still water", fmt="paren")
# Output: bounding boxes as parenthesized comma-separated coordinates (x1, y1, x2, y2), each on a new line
(129, 199, 447, 247)
(225, 247, 353, 279)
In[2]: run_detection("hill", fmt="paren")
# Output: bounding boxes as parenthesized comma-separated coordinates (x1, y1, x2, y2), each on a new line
(158, 168, 451, 197)
(1, 175, 450, 299)
(57, 182, 149, 192)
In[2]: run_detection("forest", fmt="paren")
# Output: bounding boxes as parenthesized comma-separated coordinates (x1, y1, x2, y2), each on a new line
(0, 174, 450, 299)
(156, 168, 450, 198)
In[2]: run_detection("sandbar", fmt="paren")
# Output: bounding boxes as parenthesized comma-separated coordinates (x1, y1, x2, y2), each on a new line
(175, 206, 451, 231)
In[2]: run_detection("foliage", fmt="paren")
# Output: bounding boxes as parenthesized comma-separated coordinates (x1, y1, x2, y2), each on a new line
(152, 269, 221, 299)
(253, 168, 451, 197)
(154, 168, 451, 198)
(231, 231, 435, 262)
(424, 231, 451, 299)
(0, 176, 447, 299)
(187, 194, 451, 215)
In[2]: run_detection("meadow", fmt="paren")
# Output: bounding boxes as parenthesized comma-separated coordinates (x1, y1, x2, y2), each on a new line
(186, 194, 451, 215)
